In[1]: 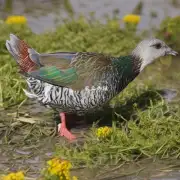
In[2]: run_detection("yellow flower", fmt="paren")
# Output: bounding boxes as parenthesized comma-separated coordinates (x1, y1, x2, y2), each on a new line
(72, 176, 78, 180)
(45, 157, 77, 179)
(46, 158, 73, 179)
(5, 16, 27, 25)
(122, 14, 140, 24)
(3, 171, 24, 180)
(96, 126, 112, 138)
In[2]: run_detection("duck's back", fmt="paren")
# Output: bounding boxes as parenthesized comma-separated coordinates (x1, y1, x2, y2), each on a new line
(24, 55, 140, 115)
(5, 34, 141, 115)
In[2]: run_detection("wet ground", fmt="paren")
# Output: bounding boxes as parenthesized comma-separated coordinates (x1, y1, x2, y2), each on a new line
(1, 113, 180, 180)
(0, 57, 180, 179)
(0, 0, 180, 179)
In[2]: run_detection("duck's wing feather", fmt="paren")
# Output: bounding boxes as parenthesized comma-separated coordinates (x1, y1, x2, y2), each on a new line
(6, 34, 113, 90)
(31, 52, 113, 90)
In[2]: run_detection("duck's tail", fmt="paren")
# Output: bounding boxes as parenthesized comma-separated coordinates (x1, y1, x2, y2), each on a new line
(5, 34, 40, 73)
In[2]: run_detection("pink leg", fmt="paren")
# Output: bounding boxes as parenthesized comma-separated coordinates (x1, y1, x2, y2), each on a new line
(58, 112, 76, 140)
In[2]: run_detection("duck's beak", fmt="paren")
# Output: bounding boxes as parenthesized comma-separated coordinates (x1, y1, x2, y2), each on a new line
(166, 48, 178, 56)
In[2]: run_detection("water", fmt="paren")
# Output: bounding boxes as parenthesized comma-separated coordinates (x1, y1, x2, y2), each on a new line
(0, 0, 180, 179)
(0, 0, 180, 33)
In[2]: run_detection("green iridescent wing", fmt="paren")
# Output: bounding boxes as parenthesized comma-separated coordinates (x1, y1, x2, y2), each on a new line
(29, 52, 113, 90)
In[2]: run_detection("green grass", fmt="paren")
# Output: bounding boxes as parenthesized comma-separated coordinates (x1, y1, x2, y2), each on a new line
(0, 15, 180, 175)
(55, 84, 180, 167)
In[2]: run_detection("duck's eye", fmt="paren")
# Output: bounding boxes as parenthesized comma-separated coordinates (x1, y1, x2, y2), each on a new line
(154, 43, 162, 49)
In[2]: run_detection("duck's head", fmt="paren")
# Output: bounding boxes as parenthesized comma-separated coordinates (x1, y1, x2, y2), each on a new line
(132, 38, 178, 71)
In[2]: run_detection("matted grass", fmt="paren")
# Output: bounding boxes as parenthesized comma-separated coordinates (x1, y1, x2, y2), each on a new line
(55, 84, 180, 167)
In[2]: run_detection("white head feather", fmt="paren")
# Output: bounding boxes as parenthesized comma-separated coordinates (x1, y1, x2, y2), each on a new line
(131, 38, 178, 72)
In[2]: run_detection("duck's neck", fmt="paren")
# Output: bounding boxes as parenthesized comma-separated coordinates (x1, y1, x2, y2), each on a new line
(112, 55, 142, 76)
(131, 48, 155, 72)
